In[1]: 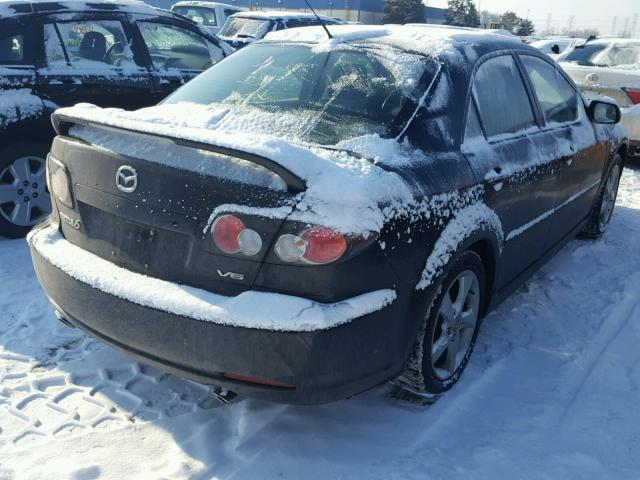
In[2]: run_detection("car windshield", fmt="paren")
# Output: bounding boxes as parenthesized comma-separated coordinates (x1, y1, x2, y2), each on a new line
(173, 6, 217, 27)
(562, 43, 640, 68)
(218, 17, 273, 39)
(163, 43, 436, 146)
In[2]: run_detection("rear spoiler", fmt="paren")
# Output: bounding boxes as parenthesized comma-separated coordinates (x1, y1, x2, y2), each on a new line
(51, 113, 307, 194)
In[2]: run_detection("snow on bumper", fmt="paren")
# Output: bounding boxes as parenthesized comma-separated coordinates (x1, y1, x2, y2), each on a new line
(28, 225, 396, 332)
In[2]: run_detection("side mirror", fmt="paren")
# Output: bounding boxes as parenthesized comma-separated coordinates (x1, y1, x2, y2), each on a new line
(588, 100, 621, 124)
(551, 44, 560, 54)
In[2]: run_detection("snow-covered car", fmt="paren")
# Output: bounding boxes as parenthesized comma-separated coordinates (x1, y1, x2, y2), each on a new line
(217, 10, 341, 49)
(171, 1, 244, 35)
(558, 38, 640, 157)
(0, 0, 231, 238)
(29, 25, 627, 405)
(531, 37, 583, 59)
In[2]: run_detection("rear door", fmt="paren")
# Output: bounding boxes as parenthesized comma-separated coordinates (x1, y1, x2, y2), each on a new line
(519, 54, 605, 247)
(36, 14, 155, 110)
(462, 53, 561, 288)
(133, 18, 225, 101)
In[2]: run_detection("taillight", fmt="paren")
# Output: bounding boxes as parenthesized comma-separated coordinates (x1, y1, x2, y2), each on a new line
(212, 214, 262, 256)
(623, 87, 640, 105)
(275, 226, 348, 265)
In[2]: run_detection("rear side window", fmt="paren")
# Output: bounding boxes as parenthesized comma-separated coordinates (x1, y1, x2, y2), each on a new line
(138, 22, 219, 71)
(521, 56, 581, 124)
(43, 21, 135, 69)
(472, 55, 536, 138)
(0, 33, 23, 63)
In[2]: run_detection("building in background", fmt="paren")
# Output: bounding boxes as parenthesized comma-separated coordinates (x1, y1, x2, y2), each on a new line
(146, 0, 445, 25)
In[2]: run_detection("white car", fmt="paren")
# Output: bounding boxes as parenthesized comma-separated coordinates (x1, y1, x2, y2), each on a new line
(531, 37, 583, 59)
(559, 38, 640, 156)
(171, 1, 244, 35)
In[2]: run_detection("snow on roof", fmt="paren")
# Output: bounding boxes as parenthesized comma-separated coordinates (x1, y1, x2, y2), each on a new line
(0, 0, 168, 18)
(231, 9, 335, 21)
(265, 24, 522, 59)
(172, 1, 242, 9)
(582, 38, 640, 46)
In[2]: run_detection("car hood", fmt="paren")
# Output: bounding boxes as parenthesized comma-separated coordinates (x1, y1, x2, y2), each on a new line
(55, 102, 417, 235)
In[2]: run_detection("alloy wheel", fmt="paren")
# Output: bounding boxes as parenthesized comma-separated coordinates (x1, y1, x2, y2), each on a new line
(0, 156, 50, 227)
(430, 270, 481, 381)
(598, 164, 621, 231)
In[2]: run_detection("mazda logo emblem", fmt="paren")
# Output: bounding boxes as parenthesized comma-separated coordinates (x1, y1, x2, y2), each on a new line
(116, 165, 138, 193)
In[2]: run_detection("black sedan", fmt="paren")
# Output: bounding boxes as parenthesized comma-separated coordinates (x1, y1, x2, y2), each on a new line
(0, 0, 230, 237)
(29, 25, 627, 404)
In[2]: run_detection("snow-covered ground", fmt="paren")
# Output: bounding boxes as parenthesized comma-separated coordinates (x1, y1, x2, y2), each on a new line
(1, 167, 640, 479)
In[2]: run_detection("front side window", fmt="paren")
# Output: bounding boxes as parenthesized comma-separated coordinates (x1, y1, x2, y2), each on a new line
(164, 43, 437, 145)
(521, 56, 581, 124)
(172, 6, 217, 27)
(472, 55, 536, 139)
(0, 33, 23, 63)
(43, 21, 133, 69)
(138, 22, 216, 71)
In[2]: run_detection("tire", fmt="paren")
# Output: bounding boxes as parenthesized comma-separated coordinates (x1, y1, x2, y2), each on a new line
(581, 153, 623, 238)
(0, 142, 51, 239)
(403, 250, 487, 395)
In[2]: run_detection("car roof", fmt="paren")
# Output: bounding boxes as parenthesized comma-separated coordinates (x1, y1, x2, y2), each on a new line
(172, 1, 242, 10)
(229, 10, 336, 21)
(264, 24, 530, 65)
(0, 0, 174, 18)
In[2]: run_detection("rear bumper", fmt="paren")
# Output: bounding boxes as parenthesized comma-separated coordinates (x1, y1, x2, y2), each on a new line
(29, 222, 415, 405)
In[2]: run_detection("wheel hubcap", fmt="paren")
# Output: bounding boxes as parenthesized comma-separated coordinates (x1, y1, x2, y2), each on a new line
(598, 164, 621, 231)
(431, 270, 480, 381)
(0, 156, 50, 227)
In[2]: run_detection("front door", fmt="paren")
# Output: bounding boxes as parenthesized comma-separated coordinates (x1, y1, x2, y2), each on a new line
(518, 54, 607, 247)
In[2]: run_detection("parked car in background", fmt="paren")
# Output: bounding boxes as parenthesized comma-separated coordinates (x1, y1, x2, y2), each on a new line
(0, 0, 231, 238)
(171, 1, 244, 35)
(30, 26, 626, 405)
(531, 37, 583, 59)
(217, 10, 341, 49)
(558, 38, 640, 158)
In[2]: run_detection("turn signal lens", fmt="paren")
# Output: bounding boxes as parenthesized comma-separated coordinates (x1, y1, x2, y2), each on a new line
(275, 226, 348, 265)
(623, 87, 640, 105)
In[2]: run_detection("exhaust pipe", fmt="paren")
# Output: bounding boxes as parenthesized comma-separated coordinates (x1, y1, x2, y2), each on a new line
(54, 309, 76, 329)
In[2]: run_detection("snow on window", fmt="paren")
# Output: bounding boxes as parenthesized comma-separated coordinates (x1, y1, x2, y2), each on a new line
(0, 33, 23, 63)
(138, 22, 221, 71)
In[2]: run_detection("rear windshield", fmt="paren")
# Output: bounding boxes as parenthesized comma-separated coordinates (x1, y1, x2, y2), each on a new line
(163, 43, 437, 146)
(218, 17, 273, 40)
(562, 43, 640, 68)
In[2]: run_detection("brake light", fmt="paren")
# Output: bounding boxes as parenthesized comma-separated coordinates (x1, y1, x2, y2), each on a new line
(275, 226, 348, 265)
(212, 214, 262, 256)
(623, 87, 640, 105)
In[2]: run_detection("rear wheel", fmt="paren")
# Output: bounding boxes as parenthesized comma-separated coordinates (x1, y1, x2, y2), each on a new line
(398, 251, 486, 396)
(0, 143, 51, 238)
(581, 154, 623, 238)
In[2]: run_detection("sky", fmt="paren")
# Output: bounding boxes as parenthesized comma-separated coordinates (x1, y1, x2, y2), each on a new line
(426, 0, 639, 35)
